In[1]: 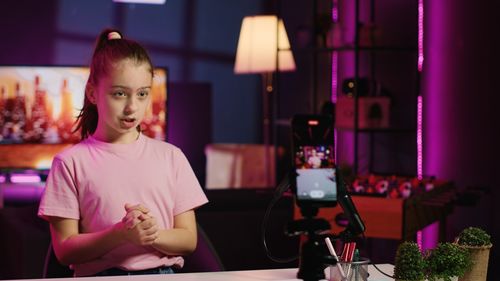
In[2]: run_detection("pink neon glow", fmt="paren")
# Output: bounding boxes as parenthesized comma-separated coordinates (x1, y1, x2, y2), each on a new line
(417, 231, 422, 251)
(10, 174, 41, 184)
(330, 0, 339, 102)
(332, 0, 339, 22)
(0, 175, 6, 183)
(331, 52, 338, 103)
(422, 222, 439, 251)
(418, 0, 424, 72)
(417, 95, 423, 179)
(416, 0, 424, 251)
(331, 0, 339, 162)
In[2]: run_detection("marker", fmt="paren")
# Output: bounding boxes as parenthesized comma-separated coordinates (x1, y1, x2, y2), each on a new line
(325, 237, 346, 281)
(344, 242, 356, 279)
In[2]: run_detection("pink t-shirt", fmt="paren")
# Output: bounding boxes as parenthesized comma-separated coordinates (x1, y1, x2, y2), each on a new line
(38, 134, 208, 276)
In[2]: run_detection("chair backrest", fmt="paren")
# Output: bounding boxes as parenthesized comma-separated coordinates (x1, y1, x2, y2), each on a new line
(179, 223, 225, 273)
(42, 242, 73, 278)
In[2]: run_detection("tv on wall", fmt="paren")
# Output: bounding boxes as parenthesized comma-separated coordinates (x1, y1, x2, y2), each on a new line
(0, 66, 167, 170)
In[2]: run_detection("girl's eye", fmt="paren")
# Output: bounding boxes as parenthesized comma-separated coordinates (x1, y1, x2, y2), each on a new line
(138, 91, 149, 98)
(112, 91, 126, 98)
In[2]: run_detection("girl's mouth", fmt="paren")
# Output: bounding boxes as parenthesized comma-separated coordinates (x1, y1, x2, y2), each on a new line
(120, 117, 137, 129)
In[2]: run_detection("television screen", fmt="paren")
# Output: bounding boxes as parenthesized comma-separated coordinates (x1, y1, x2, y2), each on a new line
(0, 66, 167, 169)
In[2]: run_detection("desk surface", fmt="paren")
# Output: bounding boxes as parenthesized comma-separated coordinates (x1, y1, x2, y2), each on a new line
(3, 265, 394, 281)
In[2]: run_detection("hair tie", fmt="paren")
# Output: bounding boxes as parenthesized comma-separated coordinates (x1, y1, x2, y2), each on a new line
(108, 31, 122, 40)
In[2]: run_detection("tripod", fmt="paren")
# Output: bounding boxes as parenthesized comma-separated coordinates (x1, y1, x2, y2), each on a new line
(287, 206, 339, 281)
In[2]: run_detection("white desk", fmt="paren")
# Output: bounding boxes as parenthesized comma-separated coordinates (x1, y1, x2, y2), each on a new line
(2, 265, 394, 281)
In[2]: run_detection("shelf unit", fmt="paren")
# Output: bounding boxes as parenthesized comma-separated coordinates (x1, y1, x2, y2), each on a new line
(310, 0, 419, 176)
(272, 0, 419, 180)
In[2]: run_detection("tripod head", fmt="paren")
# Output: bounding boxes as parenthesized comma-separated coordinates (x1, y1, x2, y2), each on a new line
(286, 206, 338, 281)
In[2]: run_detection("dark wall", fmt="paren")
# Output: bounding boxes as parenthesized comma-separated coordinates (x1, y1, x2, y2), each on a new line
(168, 82, 212, 186)
(423, 0, 500, 279)
(0, 0, 58, 65)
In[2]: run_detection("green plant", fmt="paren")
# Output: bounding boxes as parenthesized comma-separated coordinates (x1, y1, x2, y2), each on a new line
(456, 227, 491, 247)
(426, 242, 472, 281)
(394, 241, 426, 281)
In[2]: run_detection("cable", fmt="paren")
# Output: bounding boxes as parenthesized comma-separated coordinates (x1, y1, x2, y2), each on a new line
(261, 175, 299, 263)
(371, 263, 395, 279)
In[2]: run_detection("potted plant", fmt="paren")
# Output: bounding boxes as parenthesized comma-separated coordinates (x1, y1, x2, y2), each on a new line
(426, 242, 471, 281)
(393, 241, 426, 281)
(455, 227, 492, 281)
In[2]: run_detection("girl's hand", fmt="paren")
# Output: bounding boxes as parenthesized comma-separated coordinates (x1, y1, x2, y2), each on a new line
(122, 203, 151, 229)
(122, 216, 159, 246)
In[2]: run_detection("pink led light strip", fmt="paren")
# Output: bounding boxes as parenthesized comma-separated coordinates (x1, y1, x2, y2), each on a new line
(331, 0, 339, 163)
(418, 0, 424, 72)
(417, 95, 423, 180)
(416, 0, 424, 251)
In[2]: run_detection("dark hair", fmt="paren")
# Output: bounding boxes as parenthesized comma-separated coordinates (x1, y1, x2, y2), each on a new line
(73, 28, 154, 140)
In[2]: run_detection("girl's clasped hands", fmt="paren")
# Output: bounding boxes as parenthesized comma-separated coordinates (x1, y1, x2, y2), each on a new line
(121, 203, 159, 246)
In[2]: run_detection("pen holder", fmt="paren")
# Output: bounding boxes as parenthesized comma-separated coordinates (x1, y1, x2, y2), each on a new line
(329, 257, 370, 281)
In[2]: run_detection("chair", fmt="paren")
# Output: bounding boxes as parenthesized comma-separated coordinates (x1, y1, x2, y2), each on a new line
(179, 223, 225, 273)
(42, 223, 223, 277)
(42, 242, 73, 278)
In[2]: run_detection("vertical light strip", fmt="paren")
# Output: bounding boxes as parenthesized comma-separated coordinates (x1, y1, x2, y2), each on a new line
(416, 0, 424, 251)
(332, 51, 338, 163)
(416, 95, 424, 250)
(332, 0, 339, 22)
(417, 0, 424, 181)
(418, 0, 424, 72)
(332, 0, 339, 163)
(331, 52, 338, 103)
(417, 95, 423, 179)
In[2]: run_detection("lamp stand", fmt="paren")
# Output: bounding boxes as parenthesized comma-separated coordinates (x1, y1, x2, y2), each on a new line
(262, 72, 274, 187)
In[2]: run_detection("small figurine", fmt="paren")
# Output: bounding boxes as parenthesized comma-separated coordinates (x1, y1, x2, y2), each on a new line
(375, 179, 389, 194)
(425, 177, 435, 191)
(399, 182, 412, 198)
(352, 179, 365, 193)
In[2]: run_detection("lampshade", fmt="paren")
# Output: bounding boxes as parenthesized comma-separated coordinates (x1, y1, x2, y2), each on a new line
(234, 15, 296, 74)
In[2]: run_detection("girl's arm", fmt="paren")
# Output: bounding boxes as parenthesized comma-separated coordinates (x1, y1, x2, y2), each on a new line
(48, 213, 158, 265)
(150, 210, 198, 256)
(48, 216, 126, 265)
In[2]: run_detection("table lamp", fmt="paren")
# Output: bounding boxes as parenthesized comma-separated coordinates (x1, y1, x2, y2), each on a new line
(234, 15, 296, 186)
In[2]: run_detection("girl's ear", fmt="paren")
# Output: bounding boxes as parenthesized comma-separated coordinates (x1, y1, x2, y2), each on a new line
(86, 84, 97, 104)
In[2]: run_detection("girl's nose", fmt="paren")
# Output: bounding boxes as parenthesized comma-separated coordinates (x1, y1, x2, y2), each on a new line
(124, 97, 137, 114)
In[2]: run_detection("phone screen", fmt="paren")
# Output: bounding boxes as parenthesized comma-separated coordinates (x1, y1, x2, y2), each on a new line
(291, 115, 336, 207)
(294, 145, 337, 203)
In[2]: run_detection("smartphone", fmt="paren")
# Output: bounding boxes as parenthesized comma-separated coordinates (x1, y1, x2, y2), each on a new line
(291, 114, 337, 208)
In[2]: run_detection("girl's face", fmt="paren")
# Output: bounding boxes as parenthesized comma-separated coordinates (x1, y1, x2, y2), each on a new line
(91, 59, 152, 143)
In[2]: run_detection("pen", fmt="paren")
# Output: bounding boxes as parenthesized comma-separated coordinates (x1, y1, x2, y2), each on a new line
(324, 237, 346, 281)
(354, 249, 359, 281)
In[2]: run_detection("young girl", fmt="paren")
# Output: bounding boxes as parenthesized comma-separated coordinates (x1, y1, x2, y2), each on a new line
(38, 28, 208, 277)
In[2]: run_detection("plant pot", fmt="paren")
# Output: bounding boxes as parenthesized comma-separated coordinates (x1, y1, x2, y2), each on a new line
(430, 277, 458, 281)
(458, 244, 492, 281)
